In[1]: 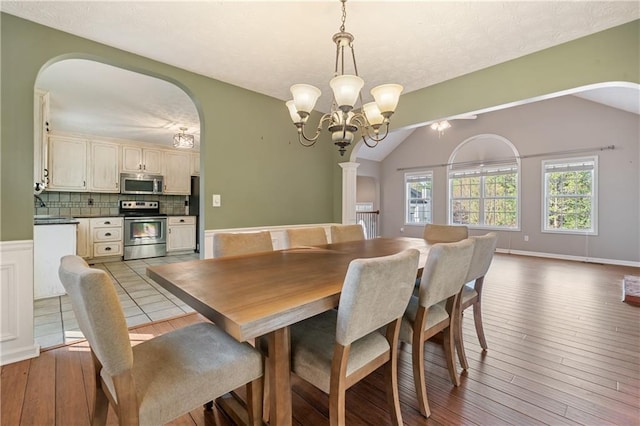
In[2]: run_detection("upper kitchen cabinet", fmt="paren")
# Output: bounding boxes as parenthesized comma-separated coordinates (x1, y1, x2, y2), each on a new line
(163, 150, 191, 194)
(191, 152, 200, 176)
(89, 141, 120, 192)
(121, 146, 163, 174)
(48, 136, 121, 192)
(34, 90, 50, 186)
(48, 135, 87, 191)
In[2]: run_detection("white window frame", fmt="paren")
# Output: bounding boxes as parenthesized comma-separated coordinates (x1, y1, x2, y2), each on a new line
(542, 156, 598, 235)
(448, 165, 520, 230)
(404, 171, 433, 226)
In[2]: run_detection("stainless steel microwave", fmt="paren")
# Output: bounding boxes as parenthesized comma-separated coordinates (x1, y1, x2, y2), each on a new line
(120, 173, 164, 195)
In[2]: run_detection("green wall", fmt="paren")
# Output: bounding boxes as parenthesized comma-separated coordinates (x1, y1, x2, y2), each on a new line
(0, 13, 336, 242)
(336, 19, 640, 211)
(1, 14, 638, 242)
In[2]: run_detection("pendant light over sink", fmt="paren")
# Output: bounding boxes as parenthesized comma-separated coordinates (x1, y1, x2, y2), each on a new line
(285, 0, 403, 156)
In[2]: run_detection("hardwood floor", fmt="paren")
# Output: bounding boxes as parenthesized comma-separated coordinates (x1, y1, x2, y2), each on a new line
(2, 253, 639, 425)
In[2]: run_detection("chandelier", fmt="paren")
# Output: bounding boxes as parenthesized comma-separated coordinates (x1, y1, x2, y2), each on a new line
(173, 127, 194, 149)
(285, 0, 403, 156)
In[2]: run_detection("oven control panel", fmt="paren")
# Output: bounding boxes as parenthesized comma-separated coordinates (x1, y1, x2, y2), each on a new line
(120, 201, 158, 209)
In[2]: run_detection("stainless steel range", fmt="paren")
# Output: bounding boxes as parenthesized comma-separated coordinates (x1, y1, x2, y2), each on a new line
(120, 201, 167, 260)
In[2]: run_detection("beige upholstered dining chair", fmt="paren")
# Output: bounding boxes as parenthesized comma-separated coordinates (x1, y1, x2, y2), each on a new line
(399, 239, 474, 418)
(456, 232, 498, 370)
(58, 255, 263, 426)
(284, 226, 328, 248)
(423, 224, 468, 243)
(288, 249, 420, 425)
(212, 230, 273, 257)
(330, 224, 365, 243)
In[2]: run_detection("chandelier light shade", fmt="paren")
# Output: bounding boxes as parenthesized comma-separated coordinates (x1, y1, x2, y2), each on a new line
(173, 127, 194, 149)
(286, 0, 403, 156)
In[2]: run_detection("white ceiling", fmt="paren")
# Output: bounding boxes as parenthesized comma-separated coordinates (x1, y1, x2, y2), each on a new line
(3, 1, 639, 155)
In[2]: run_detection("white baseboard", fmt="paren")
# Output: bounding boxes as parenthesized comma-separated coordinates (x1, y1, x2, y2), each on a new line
(1, 240, 39, 366)
(495, 248, 640, 267)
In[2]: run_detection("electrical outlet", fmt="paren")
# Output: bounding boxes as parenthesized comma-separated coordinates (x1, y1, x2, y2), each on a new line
(524, 235, 529, 242)
(212, 194, 221, 207)
(88, 198, 94, 206)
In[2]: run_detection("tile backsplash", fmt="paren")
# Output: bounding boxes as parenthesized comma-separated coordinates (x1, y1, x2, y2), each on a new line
(34, 191, 189, 217)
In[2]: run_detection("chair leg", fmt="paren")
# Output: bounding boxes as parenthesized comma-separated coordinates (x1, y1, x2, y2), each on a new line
(411, 336, 430, 418)
(384, 321, 403, 426)
(473, 301, 488, 350)
(262, 363, 270, 423)
(443, 324, 460, 387)
(456, 309, 470, 370)
(92, 386, 109, 426)
(246, 377, 263, 426)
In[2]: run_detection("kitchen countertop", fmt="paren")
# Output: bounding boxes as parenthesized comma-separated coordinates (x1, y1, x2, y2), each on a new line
(34, 216, 80, 225)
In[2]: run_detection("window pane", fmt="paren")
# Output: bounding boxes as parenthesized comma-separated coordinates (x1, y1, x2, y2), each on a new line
(405, 172, 433, 224)
(451, 199, 480, 225)
(543, 157, 596, 233)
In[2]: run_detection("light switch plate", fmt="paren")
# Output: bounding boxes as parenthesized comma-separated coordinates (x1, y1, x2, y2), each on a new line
(212, 194, 221, 207)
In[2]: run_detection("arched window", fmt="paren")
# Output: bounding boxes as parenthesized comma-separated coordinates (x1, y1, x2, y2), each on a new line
(447, 134, 520, 230)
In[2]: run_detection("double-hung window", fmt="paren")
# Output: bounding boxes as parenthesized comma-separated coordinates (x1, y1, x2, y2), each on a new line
(405, 171, 433, 225)
(542, 156, 597, 234)
(449, 164, 519, 229)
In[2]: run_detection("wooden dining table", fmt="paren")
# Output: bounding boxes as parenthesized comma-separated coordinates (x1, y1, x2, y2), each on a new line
(146, 237, 431, 426)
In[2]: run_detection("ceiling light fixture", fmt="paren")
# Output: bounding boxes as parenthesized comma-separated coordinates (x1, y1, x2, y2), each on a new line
(173, 127, 194, 149)
(285, 0, 403, 156)
(430, 120, 451, 137)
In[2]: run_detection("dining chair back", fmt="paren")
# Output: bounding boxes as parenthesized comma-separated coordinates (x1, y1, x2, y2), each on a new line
(284, 227, 328, 248)
(213, 230, 273, 257)
(399, 238, 474, 418)
(289, 249, 420, 425)
(330, 224, 365, 243)
(423, 224, 468, 243)
(59, 255, 264, 426)
(456, 232, 498, 369)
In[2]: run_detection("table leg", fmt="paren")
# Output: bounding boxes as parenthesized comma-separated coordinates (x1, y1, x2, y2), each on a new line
(267, 327, 292, 426)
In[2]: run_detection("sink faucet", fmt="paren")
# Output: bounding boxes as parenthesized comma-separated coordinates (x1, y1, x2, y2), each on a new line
(34, 194, 46, 207)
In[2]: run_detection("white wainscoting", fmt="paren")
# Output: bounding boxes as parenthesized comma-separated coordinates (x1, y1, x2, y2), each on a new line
(204, 223, 340, 258)
(0, 240, 39, 366)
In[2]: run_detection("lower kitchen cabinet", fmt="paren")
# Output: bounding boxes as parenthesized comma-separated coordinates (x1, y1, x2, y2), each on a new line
(90, 217, 123, 259)
(167, 216, 196, 253)
(76, 218, 91, 259)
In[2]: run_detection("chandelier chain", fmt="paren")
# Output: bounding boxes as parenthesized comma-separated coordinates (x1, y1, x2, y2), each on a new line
(340, 0, 347, 32)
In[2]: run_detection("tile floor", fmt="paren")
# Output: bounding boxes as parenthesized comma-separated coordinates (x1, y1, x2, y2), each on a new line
(34, 253, 199, 349)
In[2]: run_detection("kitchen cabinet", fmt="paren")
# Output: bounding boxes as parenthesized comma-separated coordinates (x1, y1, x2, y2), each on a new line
(121, 146, 163, 174)
(90, 217, 123, 258)
(48, 135, 87, 191)
(191, 152, 200, 176)
(167, 216, 196, 253)
(163, 151, 191, 195)
(34, 90, 50, 186)
(34, 223, 77, 299)
(89, 141, 120, 192)
(76, 218, 91, 259)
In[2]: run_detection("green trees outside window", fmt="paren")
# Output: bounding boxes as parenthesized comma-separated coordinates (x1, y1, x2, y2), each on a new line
(450, 166, 518, 229)
(543, 157, 597, 234)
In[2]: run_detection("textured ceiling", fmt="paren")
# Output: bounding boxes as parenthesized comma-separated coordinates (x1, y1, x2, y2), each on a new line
(3, 1, 639, 156)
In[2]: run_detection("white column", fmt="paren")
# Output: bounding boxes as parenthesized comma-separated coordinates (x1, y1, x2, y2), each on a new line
(339, 162, 359, 224)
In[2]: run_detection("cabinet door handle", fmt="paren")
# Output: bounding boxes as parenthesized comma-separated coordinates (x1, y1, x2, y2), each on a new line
(105, 247, 112, 251)
(143, 164, 146, 170)
(139, 164, 142, 170)
(105, 232, 112, 237)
